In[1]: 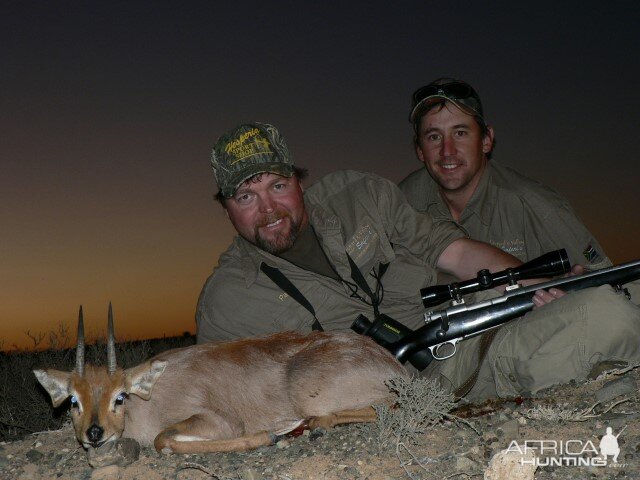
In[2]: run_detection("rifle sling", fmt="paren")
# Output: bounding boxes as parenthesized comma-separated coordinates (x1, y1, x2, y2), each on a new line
(260, 263, 324, 331)
(260, 254, 389, 333)
(453, 327, 501, 400)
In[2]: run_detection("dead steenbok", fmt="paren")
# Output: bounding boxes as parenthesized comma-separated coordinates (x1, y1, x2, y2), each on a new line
(34, 304, 408, 454)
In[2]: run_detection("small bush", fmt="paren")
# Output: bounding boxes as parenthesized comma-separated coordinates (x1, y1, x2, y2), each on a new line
(373, 375, 458, 448)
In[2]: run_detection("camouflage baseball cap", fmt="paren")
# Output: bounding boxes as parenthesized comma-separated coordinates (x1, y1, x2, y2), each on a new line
(409, 78, 484, 124)
(211, 122, 294, 198)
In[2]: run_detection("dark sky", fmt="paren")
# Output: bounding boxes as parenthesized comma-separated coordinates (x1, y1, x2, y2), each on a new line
(2, 1, 639, 349)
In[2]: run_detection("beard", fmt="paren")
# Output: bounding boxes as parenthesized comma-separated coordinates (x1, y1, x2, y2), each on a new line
(254, 212, 302, 255)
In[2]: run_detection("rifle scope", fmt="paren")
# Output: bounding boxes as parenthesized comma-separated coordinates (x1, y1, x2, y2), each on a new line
(421, 248, 571, 308)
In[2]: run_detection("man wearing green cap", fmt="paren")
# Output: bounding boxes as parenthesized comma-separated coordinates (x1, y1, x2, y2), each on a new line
(196, 121, 640, 401)
(399, 77, 640, 302)
(400, 77, 614, 270)
(397, 77, 640, 394)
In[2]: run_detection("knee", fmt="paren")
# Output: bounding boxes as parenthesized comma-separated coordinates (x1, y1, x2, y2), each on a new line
(580, 286, 640, 364)
(582, 285, 640, 331)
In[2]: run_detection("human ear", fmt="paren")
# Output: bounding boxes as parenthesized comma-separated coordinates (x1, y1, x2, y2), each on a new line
(482, 126, 495, 154)
(415, 143, 426, 163)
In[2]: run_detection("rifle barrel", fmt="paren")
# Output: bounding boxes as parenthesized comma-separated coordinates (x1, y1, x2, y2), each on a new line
(391, 259, 640, 364)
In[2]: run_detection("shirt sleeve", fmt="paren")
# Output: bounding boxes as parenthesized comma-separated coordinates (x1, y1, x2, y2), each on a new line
(196, 260, 320, 343)
(523, 199, 612, 269)
(369, 174, 466, 267)
(195, 271, 279, 343)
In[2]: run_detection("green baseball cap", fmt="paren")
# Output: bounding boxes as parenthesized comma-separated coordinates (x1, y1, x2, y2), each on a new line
(210, 122, 294, 198)
(409, 78, 484, 124)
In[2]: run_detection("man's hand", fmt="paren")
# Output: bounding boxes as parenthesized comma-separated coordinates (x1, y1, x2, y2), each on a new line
(531, 264, 585, 307)
(532, 287, 565, 307)
(569, 264, 585, 276)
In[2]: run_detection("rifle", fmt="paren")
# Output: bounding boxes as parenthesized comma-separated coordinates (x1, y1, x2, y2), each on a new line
(353, 249, 640, 370)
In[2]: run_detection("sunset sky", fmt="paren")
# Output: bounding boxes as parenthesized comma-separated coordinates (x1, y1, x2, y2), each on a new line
(2, 1, 639, 350)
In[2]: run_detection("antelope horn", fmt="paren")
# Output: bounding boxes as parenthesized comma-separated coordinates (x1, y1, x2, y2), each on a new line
(75, 305, 85, 376)
(107, 302, 117, 375)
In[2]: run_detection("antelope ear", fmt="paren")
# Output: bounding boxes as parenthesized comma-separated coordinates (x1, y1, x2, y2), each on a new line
(125, 360, 167, 400)
(33, 369, 72, 407)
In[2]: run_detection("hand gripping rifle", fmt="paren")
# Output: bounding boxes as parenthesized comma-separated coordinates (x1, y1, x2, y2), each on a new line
(352, 249, 640, 370)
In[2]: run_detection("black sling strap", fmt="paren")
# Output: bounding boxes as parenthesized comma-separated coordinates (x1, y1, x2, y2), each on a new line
(260, 256, 389, 332)
(260, 262, 324, 331)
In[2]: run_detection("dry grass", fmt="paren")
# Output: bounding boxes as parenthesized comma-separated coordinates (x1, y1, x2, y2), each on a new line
(369, 376, 480, 479)
(373, 376, 458, 448)
(524, 397, 630, 422)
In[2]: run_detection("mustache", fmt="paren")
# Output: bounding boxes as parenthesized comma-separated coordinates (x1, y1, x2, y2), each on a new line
(256, 211, 290, 228)
(439, 156, 462, 164)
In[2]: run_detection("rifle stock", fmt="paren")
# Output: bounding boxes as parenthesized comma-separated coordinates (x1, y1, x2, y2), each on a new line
(390, 258, 640, 366)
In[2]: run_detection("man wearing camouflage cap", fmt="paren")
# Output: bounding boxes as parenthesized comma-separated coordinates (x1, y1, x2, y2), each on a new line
(196, 121, 638, 401)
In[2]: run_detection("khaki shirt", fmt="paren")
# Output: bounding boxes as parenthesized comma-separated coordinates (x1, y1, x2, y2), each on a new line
(399, 161, 611, 269)
(196, 170, 465, 343)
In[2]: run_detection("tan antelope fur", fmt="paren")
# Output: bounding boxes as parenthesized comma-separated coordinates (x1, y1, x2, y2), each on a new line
(33, 304, 408, 454)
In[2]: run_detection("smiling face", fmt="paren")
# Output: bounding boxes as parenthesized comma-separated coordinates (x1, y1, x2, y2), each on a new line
(224, 173, 308, 254)
(415, 102, 494, 205)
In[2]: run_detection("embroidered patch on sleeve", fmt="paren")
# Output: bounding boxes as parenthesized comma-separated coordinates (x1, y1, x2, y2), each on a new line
(583, 243, 602, 263)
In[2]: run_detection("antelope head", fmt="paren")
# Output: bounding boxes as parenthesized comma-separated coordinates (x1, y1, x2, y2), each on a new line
(33, 304, 167, 449)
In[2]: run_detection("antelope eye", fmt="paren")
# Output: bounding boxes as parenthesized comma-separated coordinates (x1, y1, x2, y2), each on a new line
(70, 395, 79, 409)
(115, 393, 127, 406)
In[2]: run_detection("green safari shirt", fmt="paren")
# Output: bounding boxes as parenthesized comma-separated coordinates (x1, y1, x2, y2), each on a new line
(398, 160, 611, 269)
(196, 170, 465, 343)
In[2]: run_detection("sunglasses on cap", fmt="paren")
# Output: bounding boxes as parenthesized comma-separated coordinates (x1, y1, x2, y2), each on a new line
(410, 81, 483, 122)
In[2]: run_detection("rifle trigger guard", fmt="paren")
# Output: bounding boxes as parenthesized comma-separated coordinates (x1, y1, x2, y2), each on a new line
(430, 340, 458, 360)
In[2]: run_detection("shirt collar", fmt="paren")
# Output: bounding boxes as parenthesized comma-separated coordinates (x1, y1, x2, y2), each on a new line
(423, 176, 452, 220)
(460, 162, 495, 226)
(423, 163, 495, 226)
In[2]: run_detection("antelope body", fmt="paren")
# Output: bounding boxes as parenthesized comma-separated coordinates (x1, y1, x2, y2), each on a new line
(34, 305, 408, 454)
